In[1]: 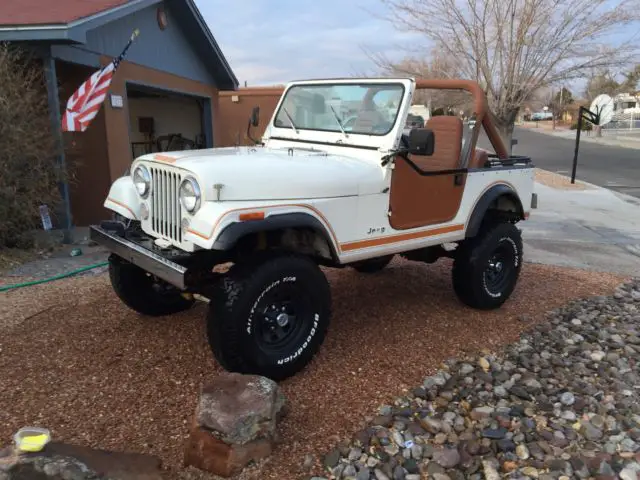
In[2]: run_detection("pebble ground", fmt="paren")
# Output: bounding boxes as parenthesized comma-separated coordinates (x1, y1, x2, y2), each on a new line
(317, 277, 640, 480)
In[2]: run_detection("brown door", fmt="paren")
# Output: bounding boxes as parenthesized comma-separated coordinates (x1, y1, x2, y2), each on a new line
(389, 116, 466, 230)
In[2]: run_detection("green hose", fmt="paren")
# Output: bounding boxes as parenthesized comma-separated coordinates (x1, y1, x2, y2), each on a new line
(0, 261, 109, 293)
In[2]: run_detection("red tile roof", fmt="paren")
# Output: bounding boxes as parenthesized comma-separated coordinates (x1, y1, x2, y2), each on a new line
(0, 0, 132, 26)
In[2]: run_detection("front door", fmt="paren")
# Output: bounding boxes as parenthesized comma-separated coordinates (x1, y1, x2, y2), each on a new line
(389, 116, 467, 230)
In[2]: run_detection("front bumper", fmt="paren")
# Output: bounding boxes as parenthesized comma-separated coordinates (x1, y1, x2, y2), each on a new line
(90, 225, 188, 290)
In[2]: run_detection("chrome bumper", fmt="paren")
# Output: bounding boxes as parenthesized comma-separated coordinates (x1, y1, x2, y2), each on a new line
(90, 225, 187, 290)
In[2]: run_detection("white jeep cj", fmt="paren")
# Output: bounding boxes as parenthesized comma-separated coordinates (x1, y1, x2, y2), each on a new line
(91, 78, 536, 381)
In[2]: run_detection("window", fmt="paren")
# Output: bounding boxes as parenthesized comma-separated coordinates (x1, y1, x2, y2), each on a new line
(273, 83, 405, 136)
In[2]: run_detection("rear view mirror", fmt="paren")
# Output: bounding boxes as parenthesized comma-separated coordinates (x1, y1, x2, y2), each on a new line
(408, 128, 435, 156)
(250, 106, 260, 127)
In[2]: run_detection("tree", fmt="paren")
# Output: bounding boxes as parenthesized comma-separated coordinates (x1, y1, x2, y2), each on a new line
(553, 87, 574, 107)
(551, 86, 574, 123)
(621, 64, 640, 93)
(0, 43, 63, 248)
(583, 64, 640, 100)
(374, 0, 639, 153)
(583, 69, 621, 100)
(372, 50, 474, 116)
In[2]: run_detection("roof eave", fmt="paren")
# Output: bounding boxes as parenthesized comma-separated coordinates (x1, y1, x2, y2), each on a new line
(0, 0, 161, 43)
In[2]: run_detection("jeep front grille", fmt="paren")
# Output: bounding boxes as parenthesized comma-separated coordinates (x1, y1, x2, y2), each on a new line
(149, 166, 183, 243)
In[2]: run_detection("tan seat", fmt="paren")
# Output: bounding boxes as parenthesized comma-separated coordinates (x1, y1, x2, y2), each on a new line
(410, 116, 463, 171)
(353, 108, 386, 133)
(469, 148, 490, 168)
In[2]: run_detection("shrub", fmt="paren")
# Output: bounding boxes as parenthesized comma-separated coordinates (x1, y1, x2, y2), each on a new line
(0, 42, 65, 248)
(569, 120, 593, 131)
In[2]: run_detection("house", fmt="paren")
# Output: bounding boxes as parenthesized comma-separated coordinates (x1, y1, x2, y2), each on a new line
(613, 93, 640, 115)
(0, 0, 240, 227)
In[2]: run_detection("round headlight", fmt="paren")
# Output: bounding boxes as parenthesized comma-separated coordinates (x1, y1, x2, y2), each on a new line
(179, 176, 201, 213)
(133, 165, 151, 198)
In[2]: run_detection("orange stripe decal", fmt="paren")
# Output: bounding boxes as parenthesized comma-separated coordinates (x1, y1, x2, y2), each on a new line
(106, 197, 138, 219)
(154, 154, 176, 163)
(341, 224, 464, 252)
(186, 206, 464, 254)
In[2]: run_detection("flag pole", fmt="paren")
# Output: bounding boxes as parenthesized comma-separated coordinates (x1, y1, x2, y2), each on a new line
(61, 28, 140, 132)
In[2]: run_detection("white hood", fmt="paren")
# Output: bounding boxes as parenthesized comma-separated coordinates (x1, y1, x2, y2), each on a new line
(139, 146, 384, 201)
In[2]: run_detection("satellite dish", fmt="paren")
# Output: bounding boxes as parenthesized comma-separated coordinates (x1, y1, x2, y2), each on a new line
(589, 94, 614, 125)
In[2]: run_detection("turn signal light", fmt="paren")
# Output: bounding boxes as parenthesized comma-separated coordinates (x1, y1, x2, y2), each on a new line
(239, 211, 265, 221)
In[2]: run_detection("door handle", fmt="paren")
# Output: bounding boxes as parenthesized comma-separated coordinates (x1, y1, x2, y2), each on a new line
(453, 173, 464, 186)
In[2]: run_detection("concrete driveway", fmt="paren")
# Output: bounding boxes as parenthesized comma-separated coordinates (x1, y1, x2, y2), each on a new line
(522, 172, 640, 277)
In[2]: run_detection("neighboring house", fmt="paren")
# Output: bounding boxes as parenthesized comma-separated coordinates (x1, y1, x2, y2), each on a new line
(613, 93, 640, 115)
(0, 0, 238, 226)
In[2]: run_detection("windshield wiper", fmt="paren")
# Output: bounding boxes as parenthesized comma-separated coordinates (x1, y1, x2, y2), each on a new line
(329, 105, 348, 138)
(282, 107, 298, 134)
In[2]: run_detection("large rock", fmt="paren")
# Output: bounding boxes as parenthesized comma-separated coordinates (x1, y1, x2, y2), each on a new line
(183, 373, 287, 477)
(0, 442, 163, 479)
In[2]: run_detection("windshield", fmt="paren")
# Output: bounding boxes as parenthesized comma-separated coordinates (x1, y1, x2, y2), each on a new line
(273, 83, 405, 136)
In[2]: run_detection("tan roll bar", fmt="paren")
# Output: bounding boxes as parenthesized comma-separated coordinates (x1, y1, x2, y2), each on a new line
(415, 79, 508, 160)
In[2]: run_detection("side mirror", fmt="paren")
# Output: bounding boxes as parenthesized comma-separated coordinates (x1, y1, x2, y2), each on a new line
(250, 106, 260, 127)
(408, 128, 435, 156)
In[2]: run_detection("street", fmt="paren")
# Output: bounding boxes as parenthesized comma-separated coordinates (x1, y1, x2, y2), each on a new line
(479, 127, 640, 199)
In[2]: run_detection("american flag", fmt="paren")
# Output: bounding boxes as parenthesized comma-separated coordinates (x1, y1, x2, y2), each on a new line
(61, 30, 139, 132)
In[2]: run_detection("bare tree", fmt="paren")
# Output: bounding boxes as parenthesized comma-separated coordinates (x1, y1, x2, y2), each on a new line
(373, 0, 639, 152)
(583, 67, 623, 101)
(372, 49, 475, 116)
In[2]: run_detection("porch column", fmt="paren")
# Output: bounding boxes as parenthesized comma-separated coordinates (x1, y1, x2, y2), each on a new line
(43, 48, 73, 243)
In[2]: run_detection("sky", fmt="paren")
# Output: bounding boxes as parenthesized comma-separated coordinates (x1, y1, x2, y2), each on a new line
(193, 0, 639, 96)
(193, 0, 421, 86)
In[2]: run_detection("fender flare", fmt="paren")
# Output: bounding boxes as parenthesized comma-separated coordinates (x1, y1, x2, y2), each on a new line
(466, 184, 524, 238)
(212, 212, 339, 261)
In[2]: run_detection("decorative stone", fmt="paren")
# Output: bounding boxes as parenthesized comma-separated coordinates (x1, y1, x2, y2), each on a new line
(183, 373, 286, 477)
(433, 447, 460, 468)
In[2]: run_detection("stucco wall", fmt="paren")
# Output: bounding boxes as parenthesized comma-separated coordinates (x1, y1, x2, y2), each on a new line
(217, 87, 284, 147)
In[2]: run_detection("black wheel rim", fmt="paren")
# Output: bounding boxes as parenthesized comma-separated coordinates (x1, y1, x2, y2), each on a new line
(254, 283, 311, 355)
(483, 242, 515, 295)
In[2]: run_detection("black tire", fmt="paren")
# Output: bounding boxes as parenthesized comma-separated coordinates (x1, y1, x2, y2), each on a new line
(108, 255, 195, 316)
(452, 222, 523, 310)
(350, 254, 394, 273)
(207, 254, 331, 381)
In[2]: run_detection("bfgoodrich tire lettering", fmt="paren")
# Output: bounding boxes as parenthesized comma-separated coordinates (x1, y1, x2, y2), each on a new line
(207, 254, 331, 381)
(452, 223, 522, 310)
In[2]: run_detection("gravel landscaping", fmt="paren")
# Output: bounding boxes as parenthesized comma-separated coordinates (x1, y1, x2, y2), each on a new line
(317, 277, 640, 480)
(0, 258, 625, 479)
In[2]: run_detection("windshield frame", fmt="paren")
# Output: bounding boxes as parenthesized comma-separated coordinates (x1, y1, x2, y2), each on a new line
(271, 81, 407, 137)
